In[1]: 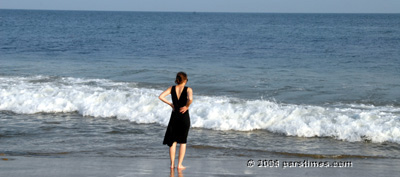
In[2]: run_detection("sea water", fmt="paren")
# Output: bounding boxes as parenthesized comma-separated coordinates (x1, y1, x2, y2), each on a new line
(1, 10, 400, 160)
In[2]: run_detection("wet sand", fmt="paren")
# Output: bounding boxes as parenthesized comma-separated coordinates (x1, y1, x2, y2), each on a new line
(1, 155, 400, 177)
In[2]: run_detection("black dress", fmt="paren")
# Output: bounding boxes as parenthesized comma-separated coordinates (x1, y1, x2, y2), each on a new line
(163, 86, 191, 147)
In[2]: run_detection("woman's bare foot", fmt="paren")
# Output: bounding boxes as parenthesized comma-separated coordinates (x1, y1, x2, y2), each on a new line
(177, 165, 186, 170)
(170, 165, 175, 169)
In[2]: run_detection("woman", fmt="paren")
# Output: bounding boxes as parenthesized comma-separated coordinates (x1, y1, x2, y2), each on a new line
(159, 72, 193, 170)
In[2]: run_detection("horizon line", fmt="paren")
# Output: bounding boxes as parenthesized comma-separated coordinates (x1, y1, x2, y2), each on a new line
(1, 8, 399, 15)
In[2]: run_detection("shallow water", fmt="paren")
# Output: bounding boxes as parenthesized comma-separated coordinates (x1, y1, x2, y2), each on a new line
(2, 111, 400, 160)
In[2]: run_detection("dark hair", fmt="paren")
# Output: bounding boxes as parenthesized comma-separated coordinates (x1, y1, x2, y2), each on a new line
(175, 72, 188, 84)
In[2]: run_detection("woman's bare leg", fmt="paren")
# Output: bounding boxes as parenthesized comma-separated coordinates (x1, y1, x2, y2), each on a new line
(169, 142, 177, 169)
(177, 143, 186, 170)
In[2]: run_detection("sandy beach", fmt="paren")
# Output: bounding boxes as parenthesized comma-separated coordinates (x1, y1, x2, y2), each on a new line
(1, 154, 399, 177)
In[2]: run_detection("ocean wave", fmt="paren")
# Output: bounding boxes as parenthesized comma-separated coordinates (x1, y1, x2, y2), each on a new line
(1, 75, 400, 144)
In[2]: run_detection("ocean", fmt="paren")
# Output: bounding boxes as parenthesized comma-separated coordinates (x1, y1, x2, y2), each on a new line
(1, 9, 400, 164)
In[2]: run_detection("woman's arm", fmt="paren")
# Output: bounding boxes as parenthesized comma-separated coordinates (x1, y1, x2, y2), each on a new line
(180, 87, 193, 114)
(159, 86, 174, 109)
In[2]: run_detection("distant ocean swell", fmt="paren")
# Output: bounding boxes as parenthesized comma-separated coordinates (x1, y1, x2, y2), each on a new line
(1, 75, 399, 144)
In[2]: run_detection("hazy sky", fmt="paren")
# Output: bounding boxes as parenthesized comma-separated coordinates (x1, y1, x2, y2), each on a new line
(1, 0, 399, 13)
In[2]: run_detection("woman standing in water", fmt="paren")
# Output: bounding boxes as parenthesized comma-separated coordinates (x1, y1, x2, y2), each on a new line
(159, 72, 193, 170)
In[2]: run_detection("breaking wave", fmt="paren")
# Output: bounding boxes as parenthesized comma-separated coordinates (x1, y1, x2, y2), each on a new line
(1, 75, 399, 144)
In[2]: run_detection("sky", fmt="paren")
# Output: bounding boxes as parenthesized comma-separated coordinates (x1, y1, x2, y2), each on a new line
(1, 0, 399, 13)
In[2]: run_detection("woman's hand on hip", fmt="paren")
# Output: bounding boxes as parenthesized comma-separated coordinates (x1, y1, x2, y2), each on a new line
(179, 106, 188, 114)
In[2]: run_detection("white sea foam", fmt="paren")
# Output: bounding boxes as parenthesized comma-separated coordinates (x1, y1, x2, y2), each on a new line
(1, 76, 400, 144)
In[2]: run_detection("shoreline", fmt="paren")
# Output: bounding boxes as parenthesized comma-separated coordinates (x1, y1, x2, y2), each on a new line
(1, 155, 399, 177)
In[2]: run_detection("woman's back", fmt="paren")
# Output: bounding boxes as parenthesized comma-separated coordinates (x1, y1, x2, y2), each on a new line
(172, 86, 188, 109)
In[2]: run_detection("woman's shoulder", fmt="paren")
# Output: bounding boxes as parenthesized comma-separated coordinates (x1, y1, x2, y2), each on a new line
(166, 86, 174, 91)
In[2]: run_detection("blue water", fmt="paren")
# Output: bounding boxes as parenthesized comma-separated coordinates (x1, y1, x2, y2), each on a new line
(1, 10, 400, 160)
(2, 10, 399, 105)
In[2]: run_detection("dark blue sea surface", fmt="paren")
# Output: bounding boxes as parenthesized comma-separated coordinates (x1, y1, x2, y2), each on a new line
(1, 10, 399, 105)
(1, 10, 400, 160)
